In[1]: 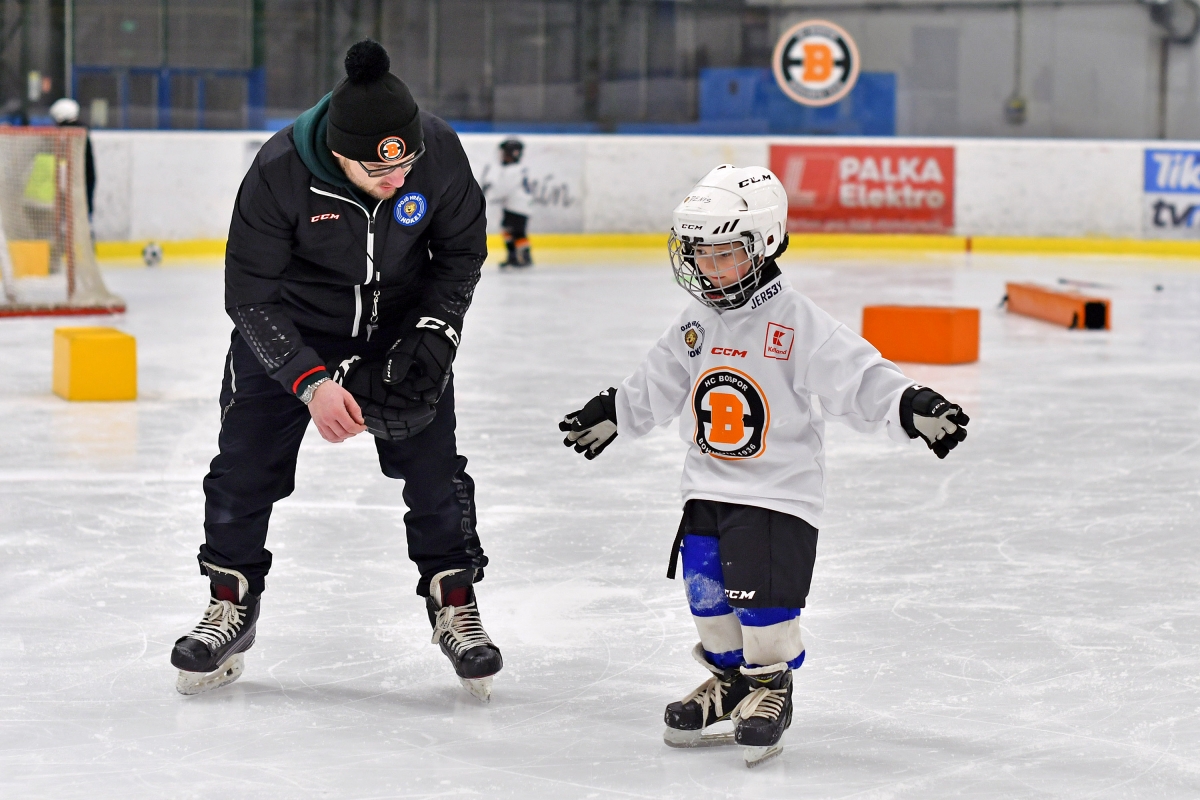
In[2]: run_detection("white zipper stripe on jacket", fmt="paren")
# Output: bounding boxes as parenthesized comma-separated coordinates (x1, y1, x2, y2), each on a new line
(309, 186, 385, 338)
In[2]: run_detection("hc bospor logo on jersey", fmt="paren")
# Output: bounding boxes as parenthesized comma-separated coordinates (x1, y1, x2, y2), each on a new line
(395, 193, 427, 226)
(692, 367, 770, 460)
(378, 136, 406, 162)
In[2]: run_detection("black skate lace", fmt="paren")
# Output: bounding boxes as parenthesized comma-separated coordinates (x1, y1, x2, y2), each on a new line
(185, 598, 245, 649)
(431, 601, 493, 655)
(731, 685, 787, 723)
(680, 675, 730, 721)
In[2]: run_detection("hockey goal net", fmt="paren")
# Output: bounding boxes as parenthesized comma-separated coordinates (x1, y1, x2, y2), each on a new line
(0, 126, 123, 317)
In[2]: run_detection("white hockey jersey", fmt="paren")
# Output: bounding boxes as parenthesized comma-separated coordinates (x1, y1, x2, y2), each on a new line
(615, 273, 915, 527)
(488, 161, 533, 216)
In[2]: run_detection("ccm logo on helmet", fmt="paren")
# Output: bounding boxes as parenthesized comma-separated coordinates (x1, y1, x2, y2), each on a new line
(378, 137, 406, 162)
(680, 222, 704, 230)
(310, 213, 341, 222)
(737, 173, 773, 188)
(711, 347, 747, 357)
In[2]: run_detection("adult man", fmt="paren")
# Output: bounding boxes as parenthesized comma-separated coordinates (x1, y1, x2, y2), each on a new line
(171, 40, 502, 702)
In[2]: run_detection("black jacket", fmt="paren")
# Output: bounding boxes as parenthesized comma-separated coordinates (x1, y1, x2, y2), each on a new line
(224, 111, 486, 397)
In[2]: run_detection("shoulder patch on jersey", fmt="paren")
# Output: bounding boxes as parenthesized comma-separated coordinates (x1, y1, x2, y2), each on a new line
(681, 320, 705, 358)
(692, 367, 770, 460)
(748, 278, 785, 312)
(764, 322, 794, 360)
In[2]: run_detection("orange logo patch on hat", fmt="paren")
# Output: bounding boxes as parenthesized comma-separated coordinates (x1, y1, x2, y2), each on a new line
(378, 137, 406, 162)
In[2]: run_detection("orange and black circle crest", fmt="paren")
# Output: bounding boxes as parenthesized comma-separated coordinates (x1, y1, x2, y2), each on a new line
(378, 137, 406, 162)
(692, 367, 770, 459)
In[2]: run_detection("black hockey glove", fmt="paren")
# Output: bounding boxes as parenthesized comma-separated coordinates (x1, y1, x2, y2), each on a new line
(383, 311, 460, 404)
(900, 385, 970, 459)
(559, 388, 618, 460)
(331, 355, 437, 441)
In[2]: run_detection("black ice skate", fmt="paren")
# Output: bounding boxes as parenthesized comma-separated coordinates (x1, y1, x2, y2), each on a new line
(426, 568, 503, 702)
(731, 662, 793, 767)
(171, 563, 259, 696)
(662, 643, 753, 748)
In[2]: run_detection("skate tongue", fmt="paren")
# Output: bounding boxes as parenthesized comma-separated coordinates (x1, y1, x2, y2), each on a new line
(444, 587, 469, 607)
(213, 582, 239, 602)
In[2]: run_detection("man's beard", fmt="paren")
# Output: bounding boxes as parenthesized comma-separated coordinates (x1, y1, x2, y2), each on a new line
(347, 172, 398, 200)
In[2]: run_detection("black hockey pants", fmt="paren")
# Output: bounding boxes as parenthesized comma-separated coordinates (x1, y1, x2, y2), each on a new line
(199, 331, 487, 597)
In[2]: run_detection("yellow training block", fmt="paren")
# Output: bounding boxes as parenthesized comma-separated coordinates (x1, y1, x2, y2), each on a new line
(9, 240, 50, 277)
(53, 327, 137, 401)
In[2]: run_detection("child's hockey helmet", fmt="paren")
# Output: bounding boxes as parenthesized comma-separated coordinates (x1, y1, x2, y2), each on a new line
(499, 138, 524, 163)
(668, 165, 788, 310)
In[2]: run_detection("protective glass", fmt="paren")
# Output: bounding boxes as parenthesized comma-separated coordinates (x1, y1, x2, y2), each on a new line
(358, 143, 426, 178)
(668, 234, 765, 310)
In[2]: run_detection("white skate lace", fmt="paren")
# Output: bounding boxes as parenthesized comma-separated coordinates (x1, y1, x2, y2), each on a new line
(185, 598, 245, 649)
(431, 601, 493, 655)
(680, 675, 730, 721)
(731, 685, 787, 724)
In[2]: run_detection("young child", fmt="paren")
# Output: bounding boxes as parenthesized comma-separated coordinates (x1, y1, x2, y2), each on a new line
(558, 165, 969, 767)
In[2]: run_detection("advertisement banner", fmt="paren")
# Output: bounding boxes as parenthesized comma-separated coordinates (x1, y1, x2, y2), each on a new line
(1143, 148, 1200, 239)
(769, 144, 954, 233)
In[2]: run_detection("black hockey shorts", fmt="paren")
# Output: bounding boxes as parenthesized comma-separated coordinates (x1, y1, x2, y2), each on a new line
(501, 210, 528, 240)
(199, 331, 487, 597)
(667, 499, 818, 609)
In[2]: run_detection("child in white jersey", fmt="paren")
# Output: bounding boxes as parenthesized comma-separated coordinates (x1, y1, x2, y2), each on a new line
(558, 165, 969, 767)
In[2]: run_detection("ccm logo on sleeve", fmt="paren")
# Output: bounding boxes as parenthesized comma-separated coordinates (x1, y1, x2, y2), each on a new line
(764, 322, 794, 360)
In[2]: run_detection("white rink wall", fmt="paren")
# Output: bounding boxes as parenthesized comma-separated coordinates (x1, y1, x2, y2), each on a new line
(90, 129, 1177, 242)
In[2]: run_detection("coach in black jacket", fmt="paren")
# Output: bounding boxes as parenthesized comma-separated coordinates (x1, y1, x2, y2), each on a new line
(171, 41, 503, 699)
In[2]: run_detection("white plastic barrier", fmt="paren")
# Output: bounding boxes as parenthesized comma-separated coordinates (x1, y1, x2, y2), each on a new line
(89, 129, 1180, 242)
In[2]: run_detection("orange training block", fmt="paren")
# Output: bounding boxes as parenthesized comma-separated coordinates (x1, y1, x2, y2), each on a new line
(1005, 282, 1109, 329)
(861, 306, 980, 364)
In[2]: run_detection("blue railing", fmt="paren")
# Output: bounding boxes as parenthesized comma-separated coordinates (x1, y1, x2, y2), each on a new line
(71, 66, 266, 130)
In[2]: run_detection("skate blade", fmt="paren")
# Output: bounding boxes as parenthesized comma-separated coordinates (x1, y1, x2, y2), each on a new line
(460, 676, 492, 703)
(742, 744, 783, 767)
(663, 727, 736, 748)
(176, 653, 245, 696)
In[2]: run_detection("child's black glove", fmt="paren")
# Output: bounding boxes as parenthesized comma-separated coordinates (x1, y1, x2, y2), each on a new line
(559, 388, 619, 460)
(900, 385, 969, 459)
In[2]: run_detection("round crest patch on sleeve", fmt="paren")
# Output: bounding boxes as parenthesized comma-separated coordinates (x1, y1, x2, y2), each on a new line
(394, 193, 427, 226)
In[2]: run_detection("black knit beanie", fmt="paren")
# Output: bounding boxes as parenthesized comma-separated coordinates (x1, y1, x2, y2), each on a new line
(327, 40, 423, 163)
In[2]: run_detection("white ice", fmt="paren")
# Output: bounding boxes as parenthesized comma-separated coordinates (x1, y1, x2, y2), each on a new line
(1, 251, 1199, 798)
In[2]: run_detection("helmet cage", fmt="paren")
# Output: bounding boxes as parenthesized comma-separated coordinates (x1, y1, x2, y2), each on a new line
(668, 230, 767, 310)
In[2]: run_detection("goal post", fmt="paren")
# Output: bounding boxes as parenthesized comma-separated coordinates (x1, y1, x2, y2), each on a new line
(0, 126, 124, 318)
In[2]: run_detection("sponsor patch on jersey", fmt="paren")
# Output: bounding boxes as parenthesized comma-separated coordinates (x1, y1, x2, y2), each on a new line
(692, 367, 770, 460)
(378, 136, 407, 162)
(748, 278, 784, 311)
(394, 193, 427, 226)
(764, 322, 794, 360)
(681, 320, 705, 357)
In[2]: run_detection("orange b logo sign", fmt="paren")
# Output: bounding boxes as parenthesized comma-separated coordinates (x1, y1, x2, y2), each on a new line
(773, 20, 860, 108)
(377, 137, 406, 162)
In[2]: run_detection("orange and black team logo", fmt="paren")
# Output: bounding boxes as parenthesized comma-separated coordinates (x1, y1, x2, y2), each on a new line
(378, 137, 406, 162)
(692, 367, 770, 459)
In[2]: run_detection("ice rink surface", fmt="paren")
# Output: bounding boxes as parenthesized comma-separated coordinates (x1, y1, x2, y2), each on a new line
(2, 251, 1199, 799)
